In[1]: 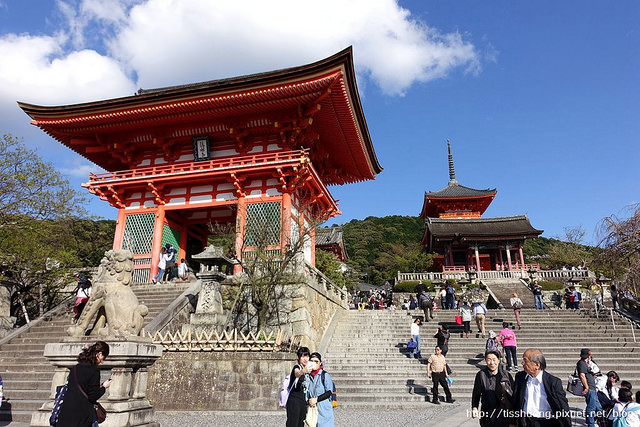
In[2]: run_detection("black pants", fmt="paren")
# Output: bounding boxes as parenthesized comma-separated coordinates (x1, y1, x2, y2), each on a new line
(524, 417, 561, 427)
(431, 371, 452, 402)
(286, 390, 306, 427)
(463, 320, 471, 334)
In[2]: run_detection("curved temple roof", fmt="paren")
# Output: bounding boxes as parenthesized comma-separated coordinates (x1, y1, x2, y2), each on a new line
(425, 215, 543, 239)
(18, 47, 382, 186)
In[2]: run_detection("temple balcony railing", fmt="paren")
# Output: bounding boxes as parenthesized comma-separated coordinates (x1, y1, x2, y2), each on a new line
(397, 268, 595, 283)
(85, 149, 311, 185)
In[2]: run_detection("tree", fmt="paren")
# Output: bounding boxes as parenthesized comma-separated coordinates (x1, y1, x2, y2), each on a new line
(0, 134, 87, 226)
(228, 203, 322, 333)
(595, 204, 640, 295)
(0, 134, 90, 323)
(548, 226, 594, 268)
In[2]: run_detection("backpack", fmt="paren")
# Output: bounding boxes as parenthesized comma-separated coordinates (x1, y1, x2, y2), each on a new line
(486, 337, 499, 352)
(612, 403, 640, 427)
(321, 371, 337, 408)
(278, 365, 299, 408)
(576, 292, 582, 302)
(446, 286, 455, 295)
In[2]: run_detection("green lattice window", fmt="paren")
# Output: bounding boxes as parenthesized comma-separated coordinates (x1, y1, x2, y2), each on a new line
(244, 202, 281, 247)
(122, 213, 155, 254)
(162, 224, 181, 250)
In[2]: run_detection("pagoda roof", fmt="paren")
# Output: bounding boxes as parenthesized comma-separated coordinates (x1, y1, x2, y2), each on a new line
(425, 181, 497, 199)
(18, 47, 382, 185)
(419, 181, 497, 218)
(425, 215, 543, 239)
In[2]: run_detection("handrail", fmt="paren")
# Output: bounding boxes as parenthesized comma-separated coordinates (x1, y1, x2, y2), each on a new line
(86, 149, 309, 183)
(304, 262, 347, 301)
(143, 280, 202, 334)
(0, 294, 75, 346)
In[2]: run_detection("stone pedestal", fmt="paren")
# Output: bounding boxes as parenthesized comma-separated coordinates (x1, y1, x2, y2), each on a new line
(31, 338, 162, 427)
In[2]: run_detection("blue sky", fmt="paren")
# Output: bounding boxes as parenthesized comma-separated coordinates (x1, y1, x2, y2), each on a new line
(0, 0, 638, 245)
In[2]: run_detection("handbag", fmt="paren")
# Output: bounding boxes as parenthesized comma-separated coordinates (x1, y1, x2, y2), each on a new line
(455, 315, 462, 325)
(72, 367, 107, 424)
(49, 383, 68, 426)
(567, 373, 584, 396)
(407, 338, 417, 350)
(304, 405, 318, 427)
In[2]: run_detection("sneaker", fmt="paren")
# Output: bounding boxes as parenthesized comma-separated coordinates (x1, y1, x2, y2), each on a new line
(446, 399, 456, 404)
(432, 399, 440, 405)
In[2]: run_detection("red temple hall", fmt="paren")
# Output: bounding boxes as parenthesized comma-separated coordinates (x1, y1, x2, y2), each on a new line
(20, 48, 381, 283)
(420, 141, 542, 272)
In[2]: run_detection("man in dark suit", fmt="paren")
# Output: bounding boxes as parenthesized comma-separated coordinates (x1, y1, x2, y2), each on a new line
(510, 348, 571, 427)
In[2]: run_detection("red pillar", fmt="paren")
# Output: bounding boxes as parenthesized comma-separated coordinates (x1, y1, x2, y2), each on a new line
(112, 209, 127, 250)
(281, 192, 292, 253)
(474, 246, 481, 271)
(498, 248, 504, 270)
(234, 196, 246, 275)
(506, 245, 513, 271)
(179, 223, 188, 263)
(150, 206, 166, 280)
(310, 224, 316, 267)
(518, 245, 525, 268)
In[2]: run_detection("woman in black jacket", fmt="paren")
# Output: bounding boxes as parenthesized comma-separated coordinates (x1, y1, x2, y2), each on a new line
(57, 341, 111, 427)
(286, 346, 312, 427)
(471, 350, 514, 427)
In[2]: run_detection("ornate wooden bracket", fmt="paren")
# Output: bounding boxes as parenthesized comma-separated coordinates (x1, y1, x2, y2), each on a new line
(147, 182, 166, 205)
(230, 173, 246, 197)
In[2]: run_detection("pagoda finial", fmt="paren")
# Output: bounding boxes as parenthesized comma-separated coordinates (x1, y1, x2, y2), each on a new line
(447, 139, 457, 184)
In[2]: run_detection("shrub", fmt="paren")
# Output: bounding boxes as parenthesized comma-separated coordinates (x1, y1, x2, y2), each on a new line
(539, 280, 563, 291)
(394, 280, 433, 293)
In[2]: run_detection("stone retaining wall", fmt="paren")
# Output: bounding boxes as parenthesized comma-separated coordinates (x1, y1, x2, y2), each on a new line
(146, 352, 292, 411)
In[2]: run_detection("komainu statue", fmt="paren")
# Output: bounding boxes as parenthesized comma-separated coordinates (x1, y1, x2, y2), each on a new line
(68, 249, 149, 338)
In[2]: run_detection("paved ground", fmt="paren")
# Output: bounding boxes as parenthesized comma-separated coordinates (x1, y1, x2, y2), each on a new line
(155, 405, 589, 427)
(0, 404, 589, 426)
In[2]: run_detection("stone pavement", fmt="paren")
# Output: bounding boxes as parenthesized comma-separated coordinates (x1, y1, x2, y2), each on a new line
(0, 404, 589, 426)
(154, 405, 589, 427)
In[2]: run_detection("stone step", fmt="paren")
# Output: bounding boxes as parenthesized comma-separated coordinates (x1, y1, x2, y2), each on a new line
(0, 409, 34, 423)
(0, 372, 52, 381)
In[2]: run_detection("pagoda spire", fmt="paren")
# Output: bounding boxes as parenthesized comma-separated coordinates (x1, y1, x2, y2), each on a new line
(447, 139, 457, 184)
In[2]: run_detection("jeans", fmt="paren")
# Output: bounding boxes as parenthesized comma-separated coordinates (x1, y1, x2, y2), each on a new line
(584, 389, 603, 427)
(534, 294, 544, 309)
(410, 334, 421, 357)
(152, 267, 164, 283)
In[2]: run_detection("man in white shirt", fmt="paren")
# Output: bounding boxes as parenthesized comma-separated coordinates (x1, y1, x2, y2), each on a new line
(510, 348, 571, 427)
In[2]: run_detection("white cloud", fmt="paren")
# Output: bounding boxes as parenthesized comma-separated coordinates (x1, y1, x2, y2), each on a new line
(0, 0, 482, 146)
(107, 0, 480, 95)
(60, 161, 103, 179)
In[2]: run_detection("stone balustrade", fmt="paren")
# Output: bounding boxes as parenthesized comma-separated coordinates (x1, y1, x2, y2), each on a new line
(398, 269, 596, 283)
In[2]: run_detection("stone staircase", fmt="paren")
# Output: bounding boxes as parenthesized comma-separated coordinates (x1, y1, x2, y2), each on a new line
(0, 283, 191, 424)
(324, 307, 640, 410)
(484, 279, 535, 308)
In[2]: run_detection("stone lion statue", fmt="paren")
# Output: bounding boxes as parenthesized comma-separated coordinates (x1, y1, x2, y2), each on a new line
(68, 249, 149, 338)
